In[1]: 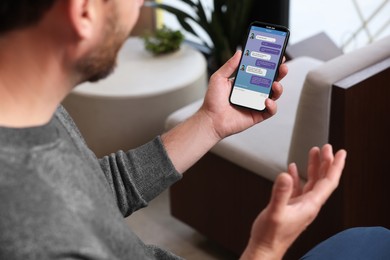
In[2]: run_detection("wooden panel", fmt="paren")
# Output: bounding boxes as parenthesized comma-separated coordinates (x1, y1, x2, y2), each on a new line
(330, 57, 390, 228)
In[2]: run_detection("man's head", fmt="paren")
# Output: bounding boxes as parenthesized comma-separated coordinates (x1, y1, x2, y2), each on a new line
(0, 0, 144, 83)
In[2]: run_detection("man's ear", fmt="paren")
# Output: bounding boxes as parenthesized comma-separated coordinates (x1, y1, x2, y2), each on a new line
(67, 0, 97, 40)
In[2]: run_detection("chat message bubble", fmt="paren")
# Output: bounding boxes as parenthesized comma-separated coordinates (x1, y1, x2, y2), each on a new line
(251, 51, 271, 61)
(255, 60, 276, 70)
(246, 66, 267, 77)
(250, 76, 272, 88)
(260, 47, 280, 56)
(255, 35, 276, 43)
(261, 42, 282, 49)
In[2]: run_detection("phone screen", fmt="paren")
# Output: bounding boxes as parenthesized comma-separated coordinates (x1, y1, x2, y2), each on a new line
(229, 22, 290, 111)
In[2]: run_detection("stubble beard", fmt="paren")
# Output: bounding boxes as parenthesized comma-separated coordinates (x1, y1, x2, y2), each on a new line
(76, 9, 128, 83)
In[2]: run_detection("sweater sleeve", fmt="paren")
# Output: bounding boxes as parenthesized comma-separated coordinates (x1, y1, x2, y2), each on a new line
(98, 137, 182, 217)
(55, 106, 182, 217)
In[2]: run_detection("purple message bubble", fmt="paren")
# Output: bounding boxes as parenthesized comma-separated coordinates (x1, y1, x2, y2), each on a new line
(250, 76, 272, 88)
(261, 42, 282, 49)
(260, 47, 280, 56)
(255, 60, 276, 69)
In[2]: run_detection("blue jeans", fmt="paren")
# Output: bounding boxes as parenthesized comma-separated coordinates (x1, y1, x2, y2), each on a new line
(301, 227, 390, 259)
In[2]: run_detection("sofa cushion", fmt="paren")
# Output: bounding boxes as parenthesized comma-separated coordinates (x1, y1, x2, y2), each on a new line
(166, 57, 323, 181)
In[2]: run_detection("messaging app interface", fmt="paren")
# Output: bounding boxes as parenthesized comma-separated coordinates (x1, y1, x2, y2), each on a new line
(231, 25, 287, 110)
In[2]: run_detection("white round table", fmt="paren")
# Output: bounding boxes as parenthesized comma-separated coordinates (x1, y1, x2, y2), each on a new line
(63, 37, 207, 157)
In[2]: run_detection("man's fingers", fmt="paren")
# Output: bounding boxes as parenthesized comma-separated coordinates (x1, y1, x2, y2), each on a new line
(288, 163, 302, 197)
(318, 144, 334, 179)
(308, 149, 347, 206)
(303, 146, 320, 193)
(268, 173, 293, 213)
(275, 62, 288, 82)
(326, 149, 347, 182)
(271, 81, 283, 101)
(262, 98, 278, 120)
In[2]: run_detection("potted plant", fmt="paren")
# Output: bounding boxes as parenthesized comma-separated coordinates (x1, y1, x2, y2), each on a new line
(145, 0, 255, 72)
(143, 25, 184, 55)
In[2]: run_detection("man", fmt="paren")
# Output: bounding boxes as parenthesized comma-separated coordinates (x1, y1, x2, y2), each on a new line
(0, 0, 347, 259)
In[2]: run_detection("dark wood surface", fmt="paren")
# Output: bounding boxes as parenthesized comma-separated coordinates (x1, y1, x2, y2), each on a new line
(329, 57, 390, 228)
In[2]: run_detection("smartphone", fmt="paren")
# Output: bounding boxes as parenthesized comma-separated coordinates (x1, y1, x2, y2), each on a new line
(229, 21, 290, 111)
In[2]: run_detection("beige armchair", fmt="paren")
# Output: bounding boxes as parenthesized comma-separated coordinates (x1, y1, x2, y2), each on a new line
(165, 35, 390, 259)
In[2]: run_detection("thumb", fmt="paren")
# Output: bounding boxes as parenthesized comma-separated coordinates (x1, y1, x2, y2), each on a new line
(214, 50, 241, 79)
(268, 173, 293, 213)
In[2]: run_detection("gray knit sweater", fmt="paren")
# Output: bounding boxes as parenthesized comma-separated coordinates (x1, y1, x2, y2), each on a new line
(0, 106, 183, 259)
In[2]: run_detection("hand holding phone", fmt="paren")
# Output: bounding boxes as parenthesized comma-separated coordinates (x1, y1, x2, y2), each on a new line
(229, 21, 290, 111)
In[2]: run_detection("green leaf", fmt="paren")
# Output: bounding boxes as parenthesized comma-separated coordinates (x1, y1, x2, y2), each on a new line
(179, 0, 197, 8)
(153, 3, 197, 22)
(148, 0, 256, 67)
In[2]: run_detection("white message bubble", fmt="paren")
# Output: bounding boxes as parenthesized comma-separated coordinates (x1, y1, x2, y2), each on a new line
(250, 51, 271, 61)
(246, 66, 267, 77)
(255, 35, 276, 43)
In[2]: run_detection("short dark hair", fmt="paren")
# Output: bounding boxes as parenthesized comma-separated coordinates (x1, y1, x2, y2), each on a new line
(0, 0, 57, 35)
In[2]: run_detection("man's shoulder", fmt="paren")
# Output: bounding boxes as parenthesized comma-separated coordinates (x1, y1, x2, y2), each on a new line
(55, 105, 89, 146)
